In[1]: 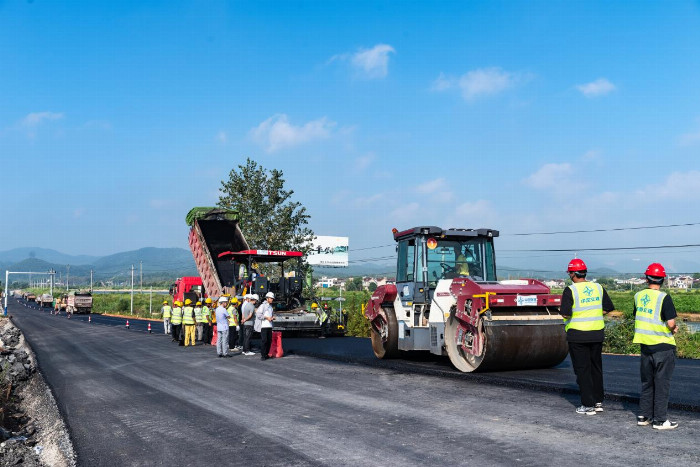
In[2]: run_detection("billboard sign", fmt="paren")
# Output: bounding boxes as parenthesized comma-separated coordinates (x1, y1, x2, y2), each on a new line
(307, 236, 349, 267)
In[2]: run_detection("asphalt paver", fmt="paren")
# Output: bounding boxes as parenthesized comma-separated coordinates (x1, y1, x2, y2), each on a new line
(8, 298, 700, 466)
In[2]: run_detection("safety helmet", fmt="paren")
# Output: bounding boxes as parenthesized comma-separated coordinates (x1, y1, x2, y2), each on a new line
(196, 301, 202, 306)
(184, 299, 192, 305)
(162, 300, 168, 305)
(265, 292, 275, 299)
(205, 297, 212, 304)
(231, 297, 239, 304)
(252, 294, 259, 301)
(217, 296, 227, 303)
(645, 263, 666, 278)
(311, 303, 318, 309)
(175, 301, 181, 306)
(567, 258, 587, 272)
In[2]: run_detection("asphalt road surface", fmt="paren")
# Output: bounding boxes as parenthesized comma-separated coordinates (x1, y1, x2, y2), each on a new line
(8, 298, 700, 466)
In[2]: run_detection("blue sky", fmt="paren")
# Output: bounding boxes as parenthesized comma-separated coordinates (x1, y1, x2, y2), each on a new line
(2, 0, 700, 273)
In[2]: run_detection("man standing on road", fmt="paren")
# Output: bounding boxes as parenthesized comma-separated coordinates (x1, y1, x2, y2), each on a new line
(215, 297, 230, 357)
(182, 299, 196, 347)
(171, 301, 183, 343)
(241, 294, 256, 355)
(560, 258, 615, 416)
(194, 301, 204, 343)
(258, 292, 275, 360)
(227, 296, 240, 351)
(633, 263, 679, 430)
(161, 300, 172, 335)
(202, 297, 212, 345)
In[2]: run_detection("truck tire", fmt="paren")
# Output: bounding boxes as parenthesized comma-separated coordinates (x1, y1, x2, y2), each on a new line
(445, 307, 484, 372)
(370, 306, 399, 359)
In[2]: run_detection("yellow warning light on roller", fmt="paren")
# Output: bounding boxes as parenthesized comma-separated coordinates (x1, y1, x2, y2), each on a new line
(427, 237, 437, 249)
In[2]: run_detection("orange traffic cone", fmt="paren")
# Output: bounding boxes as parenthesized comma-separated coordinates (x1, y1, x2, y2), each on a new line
(126, 320, 130, 330)
(274, 331, 284, 358)
(211, 329, 217, 345)
(268, 331, 277, 358)
(148, 322, 152, 333)
(88, 315, 92, 323)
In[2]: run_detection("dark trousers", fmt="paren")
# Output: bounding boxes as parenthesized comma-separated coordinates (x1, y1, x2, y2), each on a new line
(229, 326, 239, 349)
(568, 341, 604, 407)
(640, 349, 675, 422)
(261, 328, 272, 358)
(201, 323, 210, 345)
(243, 325, 254, 352)
(171, 324, 181, 342)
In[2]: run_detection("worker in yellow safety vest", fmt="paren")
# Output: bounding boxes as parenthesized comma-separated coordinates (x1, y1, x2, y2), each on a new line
(183, 298, 196, 346)
(171, 301, 183, 342)
(633, 263, 679, 430)
(194, 301, 204, 343)
(202, 298, 212, 345)
(559, 258, 614, 416)
(161, 300, 172, 335)
(227, 296, 240, 351)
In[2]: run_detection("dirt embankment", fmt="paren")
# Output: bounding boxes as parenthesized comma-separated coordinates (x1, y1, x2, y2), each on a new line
(0, 318, 75, 466)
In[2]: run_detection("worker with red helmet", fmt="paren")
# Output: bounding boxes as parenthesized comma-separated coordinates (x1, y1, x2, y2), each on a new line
(633, 263, 679, 430)
(560, 258, 615, 416)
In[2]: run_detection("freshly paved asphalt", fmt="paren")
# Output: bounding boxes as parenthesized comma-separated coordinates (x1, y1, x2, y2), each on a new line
(8, 298, 700, 466)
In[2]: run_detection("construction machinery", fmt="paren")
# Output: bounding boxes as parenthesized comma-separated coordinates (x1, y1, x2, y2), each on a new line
(37, 293, 53, 308)
(169, 277, 204, 304)
(66, 291, 92, 314)
(185, 207, 323, 333)
(365, 226, 567, 372)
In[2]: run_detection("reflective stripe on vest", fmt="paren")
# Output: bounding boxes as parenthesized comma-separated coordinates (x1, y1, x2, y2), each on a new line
(227, 305, 238, 326)
(201, 306, 210, 322)
(162, 306, 172, 318)
(633, 289, 675, 346)
(182, 306, 195, 325)
(564, 282, 604, 332)
(171, 307, 183, 325)
(194, 307, 203, 323)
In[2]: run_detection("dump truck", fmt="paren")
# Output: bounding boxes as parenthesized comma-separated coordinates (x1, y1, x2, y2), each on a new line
(37, 293, 53, 308)
(169, 276, 204, 304)
(66, 291, 92, 314)
(365, 226, 567, 372)
(186, 207, 323, 333)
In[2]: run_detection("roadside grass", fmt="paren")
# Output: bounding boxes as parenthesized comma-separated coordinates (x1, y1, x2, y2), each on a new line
(603, 318, 700, 359)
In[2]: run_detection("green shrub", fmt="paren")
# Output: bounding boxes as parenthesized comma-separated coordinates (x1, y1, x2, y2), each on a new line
(604, 318, 700, 359)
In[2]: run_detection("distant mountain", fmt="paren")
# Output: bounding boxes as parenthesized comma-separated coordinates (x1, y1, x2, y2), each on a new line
(0, 247, 98, 265)
(93, 247, 196, 275)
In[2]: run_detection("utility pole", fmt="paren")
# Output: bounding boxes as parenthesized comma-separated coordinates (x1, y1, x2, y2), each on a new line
(50, 269, 54, 296)
(149, 286, 152, 314)
(66, 265, 70, 292)
(90, 269, 94, 293)
(130, 264, 135, 315)
(140, 260, 143, 293)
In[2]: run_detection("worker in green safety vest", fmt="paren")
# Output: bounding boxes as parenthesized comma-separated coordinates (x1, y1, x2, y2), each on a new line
(171, 301, 183, 343)
(183, 299, 196, 347)
(202, 297, 212, 345)
(194, 301, 204, 343)
(559, 258, 614, 416)
(633, 263, 679, 430)
(161, 300, 172, 335)
(227, 296, 240, 351)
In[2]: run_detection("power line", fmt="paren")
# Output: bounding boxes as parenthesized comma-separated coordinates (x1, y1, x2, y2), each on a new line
(507, 221, 700, 236)
(503, 243, 700, 253)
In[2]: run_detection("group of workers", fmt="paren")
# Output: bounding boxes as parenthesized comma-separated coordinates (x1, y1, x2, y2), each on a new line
(160, 292, 276, 359)
(561, 258, 680, 430)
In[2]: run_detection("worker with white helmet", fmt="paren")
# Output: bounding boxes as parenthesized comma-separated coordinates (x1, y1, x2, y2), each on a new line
(161, 300, 172, 335)
(241, 294, 256, 355)
(215, 296, 231, 357)
(256, 292, 276, 360)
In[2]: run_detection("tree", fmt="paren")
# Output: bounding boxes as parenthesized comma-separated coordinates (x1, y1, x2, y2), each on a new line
(346, 277, 364, 291)
(218, 158, 314, 253)
(368, 282, 378, 292)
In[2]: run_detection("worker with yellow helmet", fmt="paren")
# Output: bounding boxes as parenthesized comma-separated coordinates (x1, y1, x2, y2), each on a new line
(161, 300, 172, 335)
(171, 300, 183, 343)
(194, 301, 204, 343)
(226, 295, 241, 351)
(202, 297, 213, 345)
(182, 298, 196, 346)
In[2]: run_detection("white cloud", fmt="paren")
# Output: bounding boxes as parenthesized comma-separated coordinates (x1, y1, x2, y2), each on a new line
(389, 202, 420, 222)
(250, 114, 335, 153)
(636, 170, 700, 200)
(416, 178, 446, 194)
(432, 67, 529, 101)
(217, 131, 228, 144)
(351, 193, 386, 209)
(679, 120, 700, 146)
(445, 200, 497, 228)
(22, 111, 64, 127)
(354, 153, 375, 171)
(576, 78, 616, 98)
(330, 44, 395, 79)
(523, 163, 583, 192)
